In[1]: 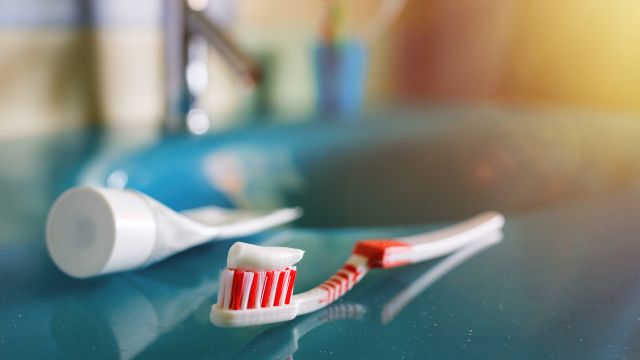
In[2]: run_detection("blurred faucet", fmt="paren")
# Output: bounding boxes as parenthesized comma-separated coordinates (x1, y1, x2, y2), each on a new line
(163, 0, 261, 134)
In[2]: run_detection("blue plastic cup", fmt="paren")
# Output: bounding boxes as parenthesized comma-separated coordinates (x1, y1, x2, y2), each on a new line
(313, 40, 369, 118)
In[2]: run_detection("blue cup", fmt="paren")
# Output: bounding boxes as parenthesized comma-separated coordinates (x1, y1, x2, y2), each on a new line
(313, 40, 369, 118)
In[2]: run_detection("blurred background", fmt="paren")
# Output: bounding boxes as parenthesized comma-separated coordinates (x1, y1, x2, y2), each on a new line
(3, 0, 640, 139)
(5, 3, 640, 358)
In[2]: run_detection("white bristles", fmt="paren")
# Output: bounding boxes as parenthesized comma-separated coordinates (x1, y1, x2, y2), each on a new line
(241, 272, 254, 309)
(217, 270, 225, 305)
(279, 269, 290, 305)
(223, 270, 233, 309)
(256, 271, 266, 307)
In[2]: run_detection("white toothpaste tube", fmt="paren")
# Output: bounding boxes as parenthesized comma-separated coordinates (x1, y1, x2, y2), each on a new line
(46, 186, 301, 278)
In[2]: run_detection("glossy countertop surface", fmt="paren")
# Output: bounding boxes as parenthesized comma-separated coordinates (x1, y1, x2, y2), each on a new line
(1, 107, 640, 359)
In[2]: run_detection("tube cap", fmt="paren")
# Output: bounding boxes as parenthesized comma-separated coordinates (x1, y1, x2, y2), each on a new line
(46, 186, 157, 278)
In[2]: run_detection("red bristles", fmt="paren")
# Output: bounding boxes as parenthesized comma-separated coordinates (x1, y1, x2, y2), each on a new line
(220, 267, 298, 310)
(230, 270, 245, 310)
(285, 270, 296, 304)
(273, 272, 286, 306)
(247, 271, 259, 309)
(261, 271, 275, 308)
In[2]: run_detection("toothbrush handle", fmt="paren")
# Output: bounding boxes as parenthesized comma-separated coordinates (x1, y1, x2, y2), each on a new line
(353, 212, 505, 268)
(402, 211, 504, 263)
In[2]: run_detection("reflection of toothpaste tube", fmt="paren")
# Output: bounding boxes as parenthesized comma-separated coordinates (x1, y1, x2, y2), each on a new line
(51, 250, 223, 360)
(46, 186, 301, 278)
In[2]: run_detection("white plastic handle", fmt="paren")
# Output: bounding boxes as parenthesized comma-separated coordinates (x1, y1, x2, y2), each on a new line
(399, 211, 505, 264)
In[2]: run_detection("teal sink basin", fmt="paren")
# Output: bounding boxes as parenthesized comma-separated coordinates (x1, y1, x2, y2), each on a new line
(2, 107, 640, 359)
(85, 109, 640, 226)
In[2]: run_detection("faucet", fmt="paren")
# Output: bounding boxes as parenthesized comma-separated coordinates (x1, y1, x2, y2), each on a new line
(163, 0, 261, 134)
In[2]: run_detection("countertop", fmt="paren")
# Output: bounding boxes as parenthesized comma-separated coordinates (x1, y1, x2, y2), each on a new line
(1, 106, 640, 359)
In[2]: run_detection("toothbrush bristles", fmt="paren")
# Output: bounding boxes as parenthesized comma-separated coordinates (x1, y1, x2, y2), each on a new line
(219, 267, 297, 310)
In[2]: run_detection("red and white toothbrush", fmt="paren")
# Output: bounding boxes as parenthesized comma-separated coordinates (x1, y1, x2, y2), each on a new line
(211, 211, 505, 327)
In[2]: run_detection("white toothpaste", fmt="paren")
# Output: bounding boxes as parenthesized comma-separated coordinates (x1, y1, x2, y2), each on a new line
(227, 242, 304, 271)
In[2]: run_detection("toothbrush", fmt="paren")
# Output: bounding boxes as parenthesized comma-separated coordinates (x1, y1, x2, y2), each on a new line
(211, 211, 505, 327)
(46, 186, 301, 278)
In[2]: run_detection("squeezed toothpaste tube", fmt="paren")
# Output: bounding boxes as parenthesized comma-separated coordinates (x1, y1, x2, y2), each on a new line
(46, 186, 301, 278)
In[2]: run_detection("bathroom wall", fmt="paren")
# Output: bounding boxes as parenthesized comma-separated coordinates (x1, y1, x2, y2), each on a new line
(392, 0, 640, 112)
(3, 0, 640, 139)
(0, 0, 164, 139)
(0, 0, 397, 139)
(0, 0, 94, 138)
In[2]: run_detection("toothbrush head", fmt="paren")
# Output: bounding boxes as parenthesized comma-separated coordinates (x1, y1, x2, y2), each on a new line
(211, 242, 304, 327)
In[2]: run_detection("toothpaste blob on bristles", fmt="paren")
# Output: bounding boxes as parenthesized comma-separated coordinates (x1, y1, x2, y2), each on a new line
(227, 242, 304, 271)
(218, 242, 305, 311)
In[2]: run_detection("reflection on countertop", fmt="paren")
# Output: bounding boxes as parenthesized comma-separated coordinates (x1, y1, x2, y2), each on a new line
(236, 232, 503, 360)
